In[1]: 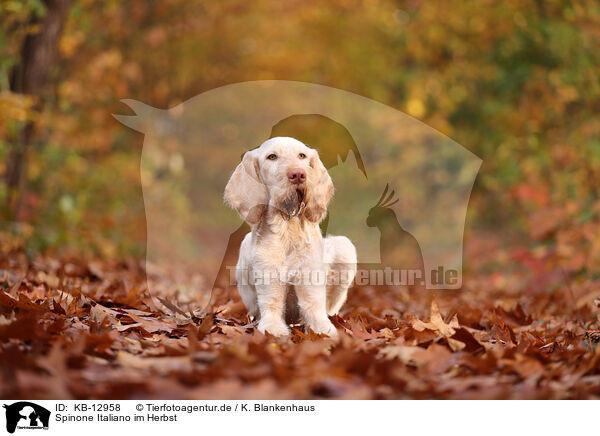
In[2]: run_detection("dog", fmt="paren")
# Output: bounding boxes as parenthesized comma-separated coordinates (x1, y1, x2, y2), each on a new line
(224, 137, 357, 337)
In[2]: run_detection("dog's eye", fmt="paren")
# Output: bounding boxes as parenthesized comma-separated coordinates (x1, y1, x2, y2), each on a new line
(298, 153, 306, 159)
(267, 154, 277, 160)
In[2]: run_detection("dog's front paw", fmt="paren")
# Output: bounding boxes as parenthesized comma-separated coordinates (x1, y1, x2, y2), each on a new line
(311, 318, 338, 338)
(257, 318, 290, 338)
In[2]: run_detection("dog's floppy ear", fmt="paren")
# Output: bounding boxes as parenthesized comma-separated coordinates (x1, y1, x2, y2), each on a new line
(224, 149, 268, 226)
(304, 150, 334, 223)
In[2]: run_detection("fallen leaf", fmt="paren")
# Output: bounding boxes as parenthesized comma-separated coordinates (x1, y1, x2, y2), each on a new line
(411, 299, 459, 336)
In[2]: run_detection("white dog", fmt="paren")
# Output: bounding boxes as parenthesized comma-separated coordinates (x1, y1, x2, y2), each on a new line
(224, 137, 357, 338)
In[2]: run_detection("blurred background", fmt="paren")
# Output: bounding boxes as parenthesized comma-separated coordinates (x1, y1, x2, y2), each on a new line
(1, 0, 599, 264)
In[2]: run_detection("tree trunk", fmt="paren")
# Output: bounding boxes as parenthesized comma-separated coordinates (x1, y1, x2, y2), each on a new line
(5, 0, 72, 220)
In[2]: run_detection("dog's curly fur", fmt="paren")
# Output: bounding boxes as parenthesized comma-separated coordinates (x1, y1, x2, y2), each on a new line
(224, 137, 357, 337)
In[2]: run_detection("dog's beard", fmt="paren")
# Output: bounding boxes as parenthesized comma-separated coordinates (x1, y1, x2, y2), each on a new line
(279, 186, 306, 217)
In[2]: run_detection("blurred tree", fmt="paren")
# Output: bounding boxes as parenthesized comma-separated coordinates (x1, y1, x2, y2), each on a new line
(1, 0, 599, 257)
(4, 0, 72, 220)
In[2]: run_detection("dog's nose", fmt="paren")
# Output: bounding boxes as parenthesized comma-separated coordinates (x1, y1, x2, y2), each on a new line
(287, 168, 306, 184)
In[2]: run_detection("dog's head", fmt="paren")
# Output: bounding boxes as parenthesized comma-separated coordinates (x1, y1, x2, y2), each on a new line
(224, 137, 334, 225)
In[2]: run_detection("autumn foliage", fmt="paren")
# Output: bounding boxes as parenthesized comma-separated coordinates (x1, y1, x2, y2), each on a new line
(1, 1, 600, 399)
(2, 215, 600, 400)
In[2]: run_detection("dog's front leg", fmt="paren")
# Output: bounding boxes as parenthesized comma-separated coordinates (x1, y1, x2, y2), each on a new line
(255, 274, 289, 338)
(295, 268, 338, 338)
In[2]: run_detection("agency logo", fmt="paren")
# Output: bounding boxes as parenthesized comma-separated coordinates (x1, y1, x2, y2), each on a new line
(2, 402, 50, 434)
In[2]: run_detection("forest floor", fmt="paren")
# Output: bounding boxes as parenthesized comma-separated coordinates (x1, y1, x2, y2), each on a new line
(1, 229, 600, 400)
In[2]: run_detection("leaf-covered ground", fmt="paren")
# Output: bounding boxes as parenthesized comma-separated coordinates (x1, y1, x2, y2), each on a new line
(1, 225, 600, 400)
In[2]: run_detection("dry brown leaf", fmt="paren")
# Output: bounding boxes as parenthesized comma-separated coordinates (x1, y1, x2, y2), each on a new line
(117, 351, 193, 373)
(378, 345, 425, 365)
(123, 312, 176, 333)
(379, 327, 395, 339)
(447, 338, 466, 351)
(89, 304, 122, 327)
(411, 299, 459, 336)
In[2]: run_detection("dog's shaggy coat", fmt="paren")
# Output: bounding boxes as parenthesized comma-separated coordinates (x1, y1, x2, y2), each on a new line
(224, 137, 357, 337)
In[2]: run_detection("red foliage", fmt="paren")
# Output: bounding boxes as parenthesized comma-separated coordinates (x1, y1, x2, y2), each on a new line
(1, 233, 599, 400)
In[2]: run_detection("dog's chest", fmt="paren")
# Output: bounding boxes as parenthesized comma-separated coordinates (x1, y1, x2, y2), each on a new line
(283, 220, 319, 252)
(262, 215, 321, 263)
